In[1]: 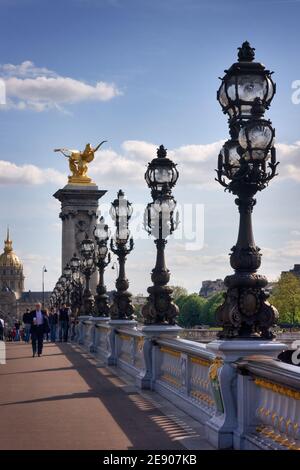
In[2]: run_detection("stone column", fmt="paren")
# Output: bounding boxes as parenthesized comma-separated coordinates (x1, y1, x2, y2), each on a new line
(53, 184, 106, 292)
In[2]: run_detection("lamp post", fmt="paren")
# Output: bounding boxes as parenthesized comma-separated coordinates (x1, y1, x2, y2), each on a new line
(59, 274, 67, 304)
(142, 145, 180, 325)
(55, 280, 63, 307)
(63, 263, 72, 306)
(42, 265, 47, 308)
(69, 253, 83, 317)
(215, 42, 279, 339)
(80, 234, 96, 316)
(94, 216, 111, 317)
(109, 190, 135, 320)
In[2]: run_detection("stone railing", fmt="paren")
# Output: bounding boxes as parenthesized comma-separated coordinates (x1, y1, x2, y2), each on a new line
(153, 338, 216, 423)
(234, 357, 300, 450)
(74, 317, 300, 450)
(180, 329, 218, 342)
(180, 328, 300, 347)
(114, 328, 145, 376)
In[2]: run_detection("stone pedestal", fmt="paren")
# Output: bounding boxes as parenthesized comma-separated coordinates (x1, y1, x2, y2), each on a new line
(205, 339, 286, 449)
(107, 319, 137, 365)
(88, 316, 110, 352)
(136, 324, 182, 390)
(53, 184, 106, 292)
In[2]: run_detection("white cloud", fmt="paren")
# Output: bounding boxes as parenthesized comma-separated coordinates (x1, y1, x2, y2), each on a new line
(89, 139, 224, 189)
(0, 61, 121, 112)
(0, 160, 66, 186)
(276, 141, 300, 183)
(89, 139, 300, 189)
(1, 138, 300, 189)
(20, 252, 61, 291)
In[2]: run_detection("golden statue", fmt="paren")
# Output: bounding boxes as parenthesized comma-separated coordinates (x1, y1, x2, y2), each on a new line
(54, 141, 106, 185)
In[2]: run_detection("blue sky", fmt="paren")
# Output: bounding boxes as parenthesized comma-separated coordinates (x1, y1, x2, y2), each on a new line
(0, 0, 300, 294)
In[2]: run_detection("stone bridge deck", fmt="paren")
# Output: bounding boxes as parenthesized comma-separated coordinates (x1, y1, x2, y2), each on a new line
(0, 342, 213, 450)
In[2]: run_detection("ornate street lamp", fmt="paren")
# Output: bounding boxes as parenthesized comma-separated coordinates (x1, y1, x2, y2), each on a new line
(80, 234, 96, 315)
(69, 253, 84, 316)
(109, 190, 135, 320)
(217, 41, 275, 122)
(53, 290, 59, 309)
(94, 216, 111, 317)
(56, 276, 66, 304)
(142, 145, 180, 325)
(55, 281, 63, 307)
(145, 144, 179, 200)
(216, 43, 279, 339)
(63, 263, 72, 305)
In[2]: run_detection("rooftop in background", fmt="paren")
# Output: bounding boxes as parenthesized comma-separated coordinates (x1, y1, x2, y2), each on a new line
(199, 279, 225, 298)
(19, 291, 52, 303)
(282, 264, 300, 278)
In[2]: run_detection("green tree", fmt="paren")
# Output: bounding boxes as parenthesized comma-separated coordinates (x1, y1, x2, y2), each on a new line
(202, 292, 225, 325)
(177, 294, 206, 327)
(175, 294, 189, 312)
(270, 273, 300, 324)
(170, 286, 188, 301)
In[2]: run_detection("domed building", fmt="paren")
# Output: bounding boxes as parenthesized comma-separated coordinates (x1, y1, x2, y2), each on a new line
(0, 230, 51, 326)
(0, 229, 24, 296)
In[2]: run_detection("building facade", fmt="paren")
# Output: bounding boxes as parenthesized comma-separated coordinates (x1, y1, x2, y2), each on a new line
(282, 264, 300, 279)
(0, 231, 51, 326)
(199, 279, 225, 298)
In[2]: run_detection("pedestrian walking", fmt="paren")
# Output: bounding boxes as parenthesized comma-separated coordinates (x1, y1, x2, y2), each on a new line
(49, 308, 58, 342)
(43, 309, 50, 342)
(14, 320, 21, 341)
(29, 303, 50, 357)
(59, 303, 70, 342)
(22, 308, 31, 343)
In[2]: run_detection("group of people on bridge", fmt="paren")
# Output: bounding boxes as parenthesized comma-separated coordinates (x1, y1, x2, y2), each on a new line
(0, 303, 76, 357)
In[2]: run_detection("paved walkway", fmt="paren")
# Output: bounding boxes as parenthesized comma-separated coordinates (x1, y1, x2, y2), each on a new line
(0, 342, 213, 450)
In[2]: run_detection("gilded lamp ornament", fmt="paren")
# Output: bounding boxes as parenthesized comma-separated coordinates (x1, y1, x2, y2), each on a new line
(54, 141, 106, 185)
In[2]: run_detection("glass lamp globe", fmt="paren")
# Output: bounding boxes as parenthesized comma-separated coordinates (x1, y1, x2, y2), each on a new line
(98, 245, 108, 258)
(72, 270, 80, 282)
(217, 42, 275, 120)
(63, 264, 72, 278)
(153, 197, 176, 214)
(220, 140, 241, 175)
(145, 145, 179, 195)
(80, 235, 95, 257)
(239, 121, 274, 161)
(110, 190, 133, 220)
(83, 257, 94, 269)
(95, 217, 109, 242)
(70, 253, 80, 271)
(116, 227, 130, 244)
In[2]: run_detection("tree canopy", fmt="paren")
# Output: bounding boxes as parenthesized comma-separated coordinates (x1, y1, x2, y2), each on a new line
(270, 273, 300, 325)
(176, 291, 225, 327)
